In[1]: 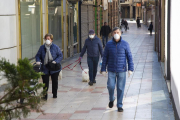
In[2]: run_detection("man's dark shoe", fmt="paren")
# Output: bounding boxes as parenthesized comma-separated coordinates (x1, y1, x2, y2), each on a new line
(88, 81, 93, 86)
(93, 80, 96, 84)
(108, 99, 115, 108)
(118, 107, 123, 112)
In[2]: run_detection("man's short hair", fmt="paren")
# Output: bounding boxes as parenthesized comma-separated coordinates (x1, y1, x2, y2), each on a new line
(112, 27, 121, 32)
(104, 22, 107, 24)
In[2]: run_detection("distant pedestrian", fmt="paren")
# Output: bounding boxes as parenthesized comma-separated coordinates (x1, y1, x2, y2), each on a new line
(121, 19, 125, 26)
(124, 20, 128, 31)
(100, 27, 134, 112)
(80, 30, 103, 86)
(35, 33, 63, 100)
(148, 22, 153, 36)
(136, 17, 140, 28)
(100, 22, 111, 48)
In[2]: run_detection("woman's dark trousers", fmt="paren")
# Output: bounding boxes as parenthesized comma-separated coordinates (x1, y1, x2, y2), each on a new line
(42, 71, 60, 99)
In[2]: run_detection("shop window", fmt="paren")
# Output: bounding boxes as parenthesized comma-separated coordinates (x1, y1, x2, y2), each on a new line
(20, 0, 41, 59)
(48, 0, 62, 49)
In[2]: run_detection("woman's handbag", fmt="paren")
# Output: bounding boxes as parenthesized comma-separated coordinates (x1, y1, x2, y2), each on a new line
(33, 63, 41, 72)
(45, 61, 61, 71)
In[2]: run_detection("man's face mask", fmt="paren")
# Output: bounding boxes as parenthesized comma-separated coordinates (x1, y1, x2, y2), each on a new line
(89, 35, 95, 39)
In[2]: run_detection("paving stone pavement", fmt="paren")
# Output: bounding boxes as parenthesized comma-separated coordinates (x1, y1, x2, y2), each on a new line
(22, 21, 175, 120)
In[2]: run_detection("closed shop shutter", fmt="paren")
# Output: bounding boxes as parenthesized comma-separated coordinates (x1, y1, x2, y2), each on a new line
(81, 5, 88, 48)
(81, 4, 95, 49)
(88, 6, 94, 31)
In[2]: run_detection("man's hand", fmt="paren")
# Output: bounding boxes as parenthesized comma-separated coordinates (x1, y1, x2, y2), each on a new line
(52, 61, 56, 64)
(100, 71, 107, 77)
(36, 62, 41, 65)
(128, 71, 133, 77)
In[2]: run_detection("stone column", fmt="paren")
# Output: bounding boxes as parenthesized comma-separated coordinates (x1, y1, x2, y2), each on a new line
(125, 7, 128, 18)
(130, 5, 133, 19)
(42, 0, 48, 38)
(136, 6, 138, 19)
(161, 0, 165, 62)
(139, 7, 141, 19)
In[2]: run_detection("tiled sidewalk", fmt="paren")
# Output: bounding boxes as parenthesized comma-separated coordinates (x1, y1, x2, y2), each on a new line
(23, 21, 175, 120)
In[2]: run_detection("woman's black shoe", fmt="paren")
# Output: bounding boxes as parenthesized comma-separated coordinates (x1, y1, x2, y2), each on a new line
(53, 95, 57, 98)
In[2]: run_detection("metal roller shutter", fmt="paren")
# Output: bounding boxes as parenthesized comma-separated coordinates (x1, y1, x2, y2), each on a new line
(81, 4, 95, 49)
(88, 6, 94, 31)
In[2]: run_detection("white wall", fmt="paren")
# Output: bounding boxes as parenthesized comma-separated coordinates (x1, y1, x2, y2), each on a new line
(170, 0, 180, 118)
(164, 0, 168, 78)
(0, 0, 17, 85)
(0, 0, 17, 63)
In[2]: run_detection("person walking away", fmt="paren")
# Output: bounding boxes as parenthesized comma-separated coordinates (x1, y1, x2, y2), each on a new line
(124, 20, 128, 31)
(80, 30, 103, 86)
(148, 22, 153, 36)
(136, 17, 140, 28)
(121, 19, 125, 26)
(100, 27, 134, 112)
(100, 22, 111, 48)
(36, 33, 63, 100)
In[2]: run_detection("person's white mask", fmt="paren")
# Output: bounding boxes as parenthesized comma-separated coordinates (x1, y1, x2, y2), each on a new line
(89, 35, 95, 39)
(114, 34, 120, 40)
(45, 40, 51, 45)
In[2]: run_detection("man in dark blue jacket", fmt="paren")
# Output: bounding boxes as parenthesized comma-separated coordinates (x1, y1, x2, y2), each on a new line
(101, 27, 134, 112)
(80, 30, 103, 86)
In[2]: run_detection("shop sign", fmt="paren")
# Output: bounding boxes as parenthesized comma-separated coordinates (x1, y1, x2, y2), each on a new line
(104, 0, 108, 10)
(136, 3, 141, 7)
(48, 7, 55, 14)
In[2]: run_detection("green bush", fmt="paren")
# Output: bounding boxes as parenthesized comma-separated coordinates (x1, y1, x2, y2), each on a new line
(0, 58, 45, 120)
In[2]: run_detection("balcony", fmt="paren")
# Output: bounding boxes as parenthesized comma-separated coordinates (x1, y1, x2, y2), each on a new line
(67, 0, 80, 4)
(120, 0, 132, 5)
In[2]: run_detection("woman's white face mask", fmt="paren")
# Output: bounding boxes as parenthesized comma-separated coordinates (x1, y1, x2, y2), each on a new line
(89, 35, 95, 39)
(45, 40, 51, 45)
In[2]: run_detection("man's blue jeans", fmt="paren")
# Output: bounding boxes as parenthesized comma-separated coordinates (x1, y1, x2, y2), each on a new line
(102, 36, 108, 47)
(107, 71, 126, 108)
(87, 57, 99, 82)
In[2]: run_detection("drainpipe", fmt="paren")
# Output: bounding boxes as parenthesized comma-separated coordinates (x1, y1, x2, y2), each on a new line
(79, 1, 82, 51)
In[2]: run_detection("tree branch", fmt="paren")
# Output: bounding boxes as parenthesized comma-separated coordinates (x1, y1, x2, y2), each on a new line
(0, 86, 18, 102)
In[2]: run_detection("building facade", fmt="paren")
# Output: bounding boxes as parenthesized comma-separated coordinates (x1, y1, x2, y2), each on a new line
(154, 0, 180, 119)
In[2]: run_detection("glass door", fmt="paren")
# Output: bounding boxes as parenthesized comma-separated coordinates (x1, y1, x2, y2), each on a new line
(48, 0, 62, 49)
(67, 3, 78, 57)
